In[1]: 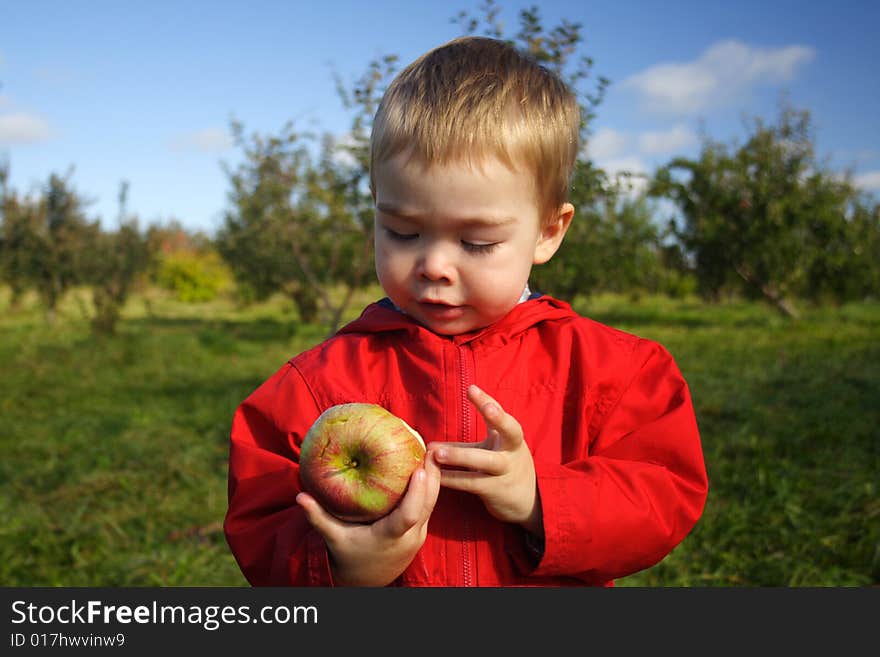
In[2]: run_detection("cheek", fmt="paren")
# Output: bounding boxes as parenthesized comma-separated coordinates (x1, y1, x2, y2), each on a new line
(464, 253, 531, 298)
(374, 243, 407, 284)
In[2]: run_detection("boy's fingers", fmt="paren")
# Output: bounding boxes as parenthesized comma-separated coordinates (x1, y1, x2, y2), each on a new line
(422, 450, 443, 514)
(467, 384, 524, 449)
(430, 443, 506, 475)
(437, 467, 486, 494)
(296, 492, 342, 539)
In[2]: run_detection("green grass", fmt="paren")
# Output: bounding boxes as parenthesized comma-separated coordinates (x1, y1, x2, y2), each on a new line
(1, 287, 877, 586)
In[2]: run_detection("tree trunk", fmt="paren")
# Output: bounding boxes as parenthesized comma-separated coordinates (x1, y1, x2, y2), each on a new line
(734, 264, 800, 319)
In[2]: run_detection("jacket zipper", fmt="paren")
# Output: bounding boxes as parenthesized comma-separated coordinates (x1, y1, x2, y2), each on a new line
(458, 343, 476, 587)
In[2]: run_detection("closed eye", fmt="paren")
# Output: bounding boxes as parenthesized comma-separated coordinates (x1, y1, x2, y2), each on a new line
(462, 241, 499, 255)
(384, 228, 418, 242)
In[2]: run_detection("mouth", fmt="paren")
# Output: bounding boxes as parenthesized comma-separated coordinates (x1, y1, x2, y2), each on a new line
(417, 300, 465, 320)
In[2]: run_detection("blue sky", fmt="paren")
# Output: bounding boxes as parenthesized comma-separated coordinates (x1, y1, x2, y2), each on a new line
(2, 0, 878, 234)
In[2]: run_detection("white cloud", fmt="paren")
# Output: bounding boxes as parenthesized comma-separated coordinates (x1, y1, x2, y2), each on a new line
(854, 170, 880, 191)
(0, 112, 51, 145)
(586, 127, 629, 160)
(620, 39, 815, 115)
(596, 156, 650, 195)
(171, 127, 233, 154)
(601, 156, 648, 176)
(638, 124, 698, 155)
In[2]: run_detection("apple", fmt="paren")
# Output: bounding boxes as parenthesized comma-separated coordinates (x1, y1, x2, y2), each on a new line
(299, 403, 426, 523)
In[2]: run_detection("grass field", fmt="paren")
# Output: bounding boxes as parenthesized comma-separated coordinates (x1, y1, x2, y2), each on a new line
(1, 286, 877, 586)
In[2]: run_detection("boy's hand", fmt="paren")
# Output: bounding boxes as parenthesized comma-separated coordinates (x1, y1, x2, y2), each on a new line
(295, 451, 441, 587)
(428, 385, 543, 538)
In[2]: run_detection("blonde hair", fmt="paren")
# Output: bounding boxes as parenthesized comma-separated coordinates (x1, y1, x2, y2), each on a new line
(370, 36, 581, 224)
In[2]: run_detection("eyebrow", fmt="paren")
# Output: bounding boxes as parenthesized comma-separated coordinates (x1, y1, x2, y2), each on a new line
(375, 203, 517, 227)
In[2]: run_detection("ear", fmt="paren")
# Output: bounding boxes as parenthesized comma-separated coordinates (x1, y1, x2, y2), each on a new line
(533, 203, 574, 265)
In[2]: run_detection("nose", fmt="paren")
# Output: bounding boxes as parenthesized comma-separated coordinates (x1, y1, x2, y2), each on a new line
(416, 240, 455, 283)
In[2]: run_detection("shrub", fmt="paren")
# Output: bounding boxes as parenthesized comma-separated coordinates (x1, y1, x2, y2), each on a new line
(155, 249, 233, 302)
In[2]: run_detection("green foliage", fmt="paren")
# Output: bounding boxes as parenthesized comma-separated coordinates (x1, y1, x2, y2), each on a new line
(0, 167, 43, 305)
(83, 183, 153, 336)
(0, 173, 153, 335)
(533, 164, 675, 300)
(86, 221, 151, 336)
(652, 104, 880, 315)
(146, 221, 230, 302)
(156, 250, 233, 303)
(802, 193, 880, 304)
(216, 121, 374, 332)
(0, 170, 99, 317)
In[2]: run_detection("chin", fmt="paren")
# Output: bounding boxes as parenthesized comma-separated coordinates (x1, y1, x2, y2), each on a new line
(422, 315, 489, 336)
(412, 314, 469, 335)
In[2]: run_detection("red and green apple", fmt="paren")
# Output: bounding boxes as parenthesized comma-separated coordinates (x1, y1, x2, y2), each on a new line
(299, 403, 426, 523)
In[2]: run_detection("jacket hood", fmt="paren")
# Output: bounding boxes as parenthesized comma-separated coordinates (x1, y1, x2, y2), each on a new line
(336, 294, 579, 347)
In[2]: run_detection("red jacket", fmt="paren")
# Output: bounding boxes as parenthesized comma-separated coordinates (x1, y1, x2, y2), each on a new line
(224, 295, 708, 586)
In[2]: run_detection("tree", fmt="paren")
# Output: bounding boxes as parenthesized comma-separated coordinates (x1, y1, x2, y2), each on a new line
(217, 121, 314, 313)
(2, 170, 97, 320)
(652, 104, 864, 316)
(532, 163, 668, 300)
(83, 181, 152, 335)
(802, 192, 880, 303)
(0, 161, 42, 307)
(217, 120, 374, 333)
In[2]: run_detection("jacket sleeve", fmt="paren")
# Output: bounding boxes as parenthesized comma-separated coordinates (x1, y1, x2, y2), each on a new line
(223, 362, 335, 586)
(527, 339, 708, 583)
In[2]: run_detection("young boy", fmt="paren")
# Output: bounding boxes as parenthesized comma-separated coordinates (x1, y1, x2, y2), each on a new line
(224, 36, 708, 587)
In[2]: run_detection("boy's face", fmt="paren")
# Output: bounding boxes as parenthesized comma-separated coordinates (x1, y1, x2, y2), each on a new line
(372, 154, 571, 335)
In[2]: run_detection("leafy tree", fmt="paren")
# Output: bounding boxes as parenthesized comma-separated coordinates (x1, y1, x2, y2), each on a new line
(217, 121, 312, 312)
(652, 105, 864, 316)
(532, 164, 668, 300)
(217, 120, 374, 332)
(84, 182, 152, 335)
(802, 192, 880, 303)
(39, 172, 98, 317)
(2, 170, 97, 320)
(299, 133, 376, 329)
(0, 161, 42, 307)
